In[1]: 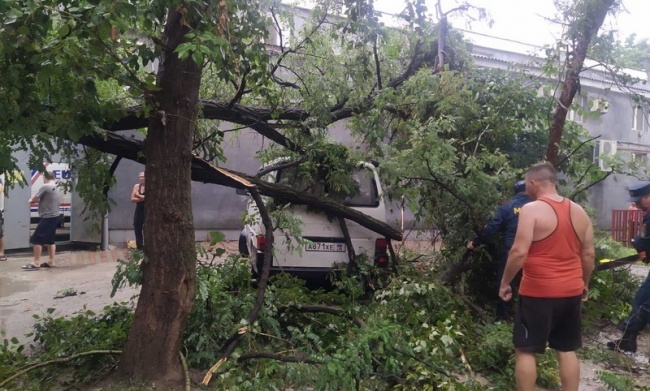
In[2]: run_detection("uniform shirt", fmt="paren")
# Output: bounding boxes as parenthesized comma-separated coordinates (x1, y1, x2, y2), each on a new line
(35, 183, 62, 218)
(519, 197, 584, 298)
(634, 211, 650, 253)
(474, 193, 531, 254)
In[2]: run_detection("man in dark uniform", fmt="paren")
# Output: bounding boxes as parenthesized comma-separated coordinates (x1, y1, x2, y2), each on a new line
(607, 182, 650, 353)
(467, 180, 531, 319)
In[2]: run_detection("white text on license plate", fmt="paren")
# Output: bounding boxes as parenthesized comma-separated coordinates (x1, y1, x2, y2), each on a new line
(304, 242, 346, 252)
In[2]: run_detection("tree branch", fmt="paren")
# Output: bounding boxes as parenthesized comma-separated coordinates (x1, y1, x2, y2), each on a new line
(279, 304, 366, 328)
(202, 187, 274, 386)
(569, 167, 614, 200)
(338, 216, 359, 274)
(556, 135, 601, 169)
(0, 350, 122, 389)
(237, 351, 320, 365)
(373, 34, 383, 90)
(77, 131, 401, 239)
(229, 67, 251, 105)
(256, 157, 306, 177)
(269, 7, 328, 78)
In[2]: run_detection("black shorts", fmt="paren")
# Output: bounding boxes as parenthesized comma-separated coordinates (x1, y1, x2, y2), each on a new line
(30, 217, 59, 245)
(0, 215, 3, 238)
(513, 295, 583, 353)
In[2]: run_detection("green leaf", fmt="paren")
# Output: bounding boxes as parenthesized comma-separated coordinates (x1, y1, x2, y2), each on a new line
(209, 231, 225, 246)
(191, 51, 203, 65)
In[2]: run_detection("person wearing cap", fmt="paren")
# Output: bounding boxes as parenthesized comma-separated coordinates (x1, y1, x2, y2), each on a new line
(467, 180, 531, 320)
(607, 182, 650, 353)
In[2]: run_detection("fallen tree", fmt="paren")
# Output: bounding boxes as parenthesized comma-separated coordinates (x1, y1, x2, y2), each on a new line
(78, 131, 402, 241)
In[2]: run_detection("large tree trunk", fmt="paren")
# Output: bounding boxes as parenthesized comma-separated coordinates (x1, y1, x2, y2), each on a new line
(116, 7, 201, 386)
(546, 0, 616, 165)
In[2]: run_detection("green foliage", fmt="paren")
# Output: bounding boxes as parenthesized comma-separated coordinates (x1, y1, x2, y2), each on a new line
(590, 32, 650, 71)
(468, 323, 559, 390)
(4, 237, 645, 390)
(359, 66, 563, 255)
(583, 234, 641, 328)
(181, 238, 494, 389)
(0, 303, 131, 389)
(110, 250, 145, 297)
(1, 0, 642, 388)
(0, 332, 29, 383)
(183, 254, 260, 369)
(594, 233, 637, 261)
(596, 370, 636, 391)
(55, 287, 77, 298)
(32, 305, 132, 356)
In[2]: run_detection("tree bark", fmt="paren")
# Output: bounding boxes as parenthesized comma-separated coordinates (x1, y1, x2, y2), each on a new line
(116, 7, 201, 386)
(546, 0, 616, 165)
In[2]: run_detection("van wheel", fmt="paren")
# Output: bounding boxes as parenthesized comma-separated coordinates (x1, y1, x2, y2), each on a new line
(238, 233, 249, 257)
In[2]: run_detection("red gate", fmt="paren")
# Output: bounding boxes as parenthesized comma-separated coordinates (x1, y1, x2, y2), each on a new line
(611, 209, 644, 246)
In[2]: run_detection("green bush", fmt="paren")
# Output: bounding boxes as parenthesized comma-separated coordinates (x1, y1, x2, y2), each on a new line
(0, 303, 131, 390)
(467, 322, 559, 390)
(585, 233, 643, 329)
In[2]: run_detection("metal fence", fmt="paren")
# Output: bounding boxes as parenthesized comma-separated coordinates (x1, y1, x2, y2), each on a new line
(611, 209, 644, 247)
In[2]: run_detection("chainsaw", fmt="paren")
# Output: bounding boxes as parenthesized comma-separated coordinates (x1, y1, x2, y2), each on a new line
(595, 252, 645, 272)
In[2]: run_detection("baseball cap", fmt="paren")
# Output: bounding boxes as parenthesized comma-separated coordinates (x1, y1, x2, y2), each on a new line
(627, 182, 650, 202)
(514, 180, 526, 194)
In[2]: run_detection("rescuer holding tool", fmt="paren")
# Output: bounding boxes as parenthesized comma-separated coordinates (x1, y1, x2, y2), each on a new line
(607, 182, 650, 353)
(467, 180, 530, 320)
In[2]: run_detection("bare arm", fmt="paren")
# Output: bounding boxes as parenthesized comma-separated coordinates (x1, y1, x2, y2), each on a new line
(130, 184, 144, 203)
(575, 205, 595, 301)
(500, 204, 535, 301)
(30, 184, 46, 204)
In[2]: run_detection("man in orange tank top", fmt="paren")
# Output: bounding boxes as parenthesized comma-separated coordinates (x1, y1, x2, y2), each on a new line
(499, 163, 595, 391)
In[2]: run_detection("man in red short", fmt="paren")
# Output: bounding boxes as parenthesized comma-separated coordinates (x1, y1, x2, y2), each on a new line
(499, 163, 595, 391)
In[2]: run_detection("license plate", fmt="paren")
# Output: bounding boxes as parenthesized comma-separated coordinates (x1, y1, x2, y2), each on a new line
(304, 242, 346, 252)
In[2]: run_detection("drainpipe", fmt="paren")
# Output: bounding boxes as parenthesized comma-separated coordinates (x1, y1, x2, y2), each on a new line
(101, 156, 123, 251)
(101, 214, 109, 250)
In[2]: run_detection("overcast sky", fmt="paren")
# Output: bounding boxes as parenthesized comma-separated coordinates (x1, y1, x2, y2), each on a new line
(372, 0, 650, 46)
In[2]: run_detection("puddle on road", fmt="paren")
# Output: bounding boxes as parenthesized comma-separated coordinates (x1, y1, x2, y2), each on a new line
(0, 276, 36, 298)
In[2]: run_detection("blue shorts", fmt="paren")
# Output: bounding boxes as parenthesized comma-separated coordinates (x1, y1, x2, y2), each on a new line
(30, 217, 59, 245)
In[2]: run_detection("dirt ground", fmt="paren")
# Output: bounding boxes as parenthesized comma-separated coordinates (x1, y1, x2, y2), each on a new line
(0, 243, 649, 390)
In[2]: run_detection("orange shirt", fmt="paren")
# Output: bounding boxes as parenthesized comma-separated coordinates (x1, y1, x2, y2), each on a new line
(519, 197, 584, 298)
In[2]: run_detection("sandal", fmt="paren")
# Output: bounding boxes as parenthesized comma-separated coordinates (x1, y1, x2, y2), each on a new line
(21, 264, 40, 271)
(40, 263, 54, 268)
(0, 255, 7, 261)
